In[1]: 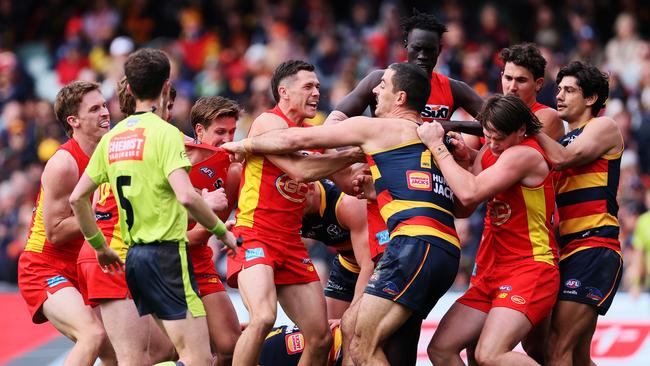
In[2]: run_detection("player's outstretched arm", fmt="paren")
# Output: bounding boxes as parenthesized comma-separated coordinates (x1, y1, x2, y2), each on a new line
(419, 122, 538, 207)
(536, 117, 622, 170)
(449, 78, 485, 118)
(325, 70, 384, 124)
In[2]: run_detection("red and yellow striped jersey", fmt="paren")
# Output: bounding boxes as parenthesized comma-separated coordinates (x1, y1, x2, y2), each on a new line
(77, 183, 128, 263)
(556, 120, 622, 259)
(234, 106, 309, 240)
(481, 137, 558, 266)
(25, 138, 89, 260)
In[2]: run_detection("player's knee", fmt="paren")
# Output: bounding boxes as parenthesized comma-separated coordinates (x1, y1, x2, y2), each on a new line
(308, 327, 332, 355)
(474, 343, 499, 366)
(247, 313, 275, 336)
(427, 340, 448, 364)
(78, 323, 108, 351)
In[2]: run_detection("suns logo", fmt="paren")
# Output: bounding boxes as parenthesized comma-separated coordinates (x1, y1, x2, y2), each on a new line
(275, 174, 309, 203)
(489, 200, 512, 225)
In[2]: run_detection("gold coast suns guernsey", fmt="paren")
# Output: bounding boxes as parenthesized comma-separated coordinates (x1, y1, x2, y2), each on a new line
(367, 139, 459, 252)
(481, 138, 558, 266)
(186, 141, 231, 223)
(25, 138, 89, 261)
(235, 106, 309, 240)
(556, 120, 622, 259)
(77, 184, 128, 263)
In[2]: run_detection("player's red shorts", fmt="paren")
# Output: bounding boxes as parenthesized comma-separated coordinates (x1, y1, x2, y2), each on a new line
(226, 227, 320, 288)
(189, 244, 226, 296)
(76, 243, 130, 306)
(77, 261, 130, 307)
(367, 200, 389, 262)
(18, 251, 80, 324)
(457, 260, 559, 326)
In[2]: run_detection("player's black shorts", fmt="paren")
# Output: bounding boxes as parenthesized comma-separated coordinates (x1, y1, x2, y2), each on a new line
(324, 255, 359, 302)
(364, 236, 459, 318)
(125, 241, 205, 320)
(558, 247, 623, 315)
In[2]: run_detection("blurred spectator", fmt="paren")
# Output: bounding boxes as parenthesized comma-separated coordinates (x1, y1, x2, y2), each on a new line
(605, 12, 645, 91)
(176, 7, 219, 77)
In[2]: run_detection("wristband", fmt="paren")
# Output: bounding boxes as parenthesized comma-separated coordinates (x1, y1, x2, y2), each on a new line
(208, 220, 227, 237)
(243, 139, 253, 154)
(432, 143, 448, 157)
(86, 230, 107, 250)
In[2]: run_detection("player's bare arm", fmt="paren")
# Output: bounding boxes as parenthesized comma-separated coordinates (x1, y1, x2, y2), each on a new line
(70, 173, 124, 273)
(536, 107, 565, 140)
(336, 195, 373, 304)
(536, 116, 622, 170)
(419, 122, 545, 206)
(325, 70, 383, 124)
(42, 150, 85, 244)
(449, 78, 484, 118)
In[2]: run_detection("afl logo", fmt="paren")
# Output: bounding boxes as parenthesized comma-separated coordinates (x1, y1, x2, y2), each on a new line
(275, 174, 309, 203)
(200, 167, 214, 178)
(565, 279, 581, 289)
(489, 200, 511, 226)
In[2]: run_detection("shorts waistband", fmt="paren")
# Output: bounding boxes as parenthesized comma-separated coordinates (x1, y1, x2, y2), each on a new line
(130, 240, 181, 247)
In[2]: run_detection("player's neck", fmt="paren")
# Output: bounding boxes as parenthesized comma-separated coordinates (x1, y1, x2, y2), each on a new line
(71, 132, 99, 157)
(277, 103, 305, 126)
(134, 98, 163, 118)
(567, 110, 594, 130)
(391, 109, 422, 124)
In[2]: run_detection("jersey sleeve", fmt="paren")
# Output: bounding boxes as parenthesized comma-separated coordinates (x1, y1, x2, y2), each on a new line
(85, 137, 109, 185)
(158, 127, 191, 178)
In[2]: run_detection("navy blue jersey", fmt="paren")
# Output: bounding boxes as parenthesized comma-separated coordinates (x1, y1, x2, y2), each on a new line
(367, 140, 459, 252)
(301, 180, 358, 271)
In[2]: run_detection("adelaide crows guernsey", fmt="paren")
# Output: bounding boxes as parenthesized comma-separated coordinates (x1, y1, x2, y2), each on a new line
(368, 140, 459, 252)
(556, 120, 622, 259)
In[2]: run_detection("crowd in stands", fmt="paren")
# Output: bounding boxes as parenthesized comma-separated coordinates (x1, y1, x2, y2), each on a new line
(1, 0, 648, 290)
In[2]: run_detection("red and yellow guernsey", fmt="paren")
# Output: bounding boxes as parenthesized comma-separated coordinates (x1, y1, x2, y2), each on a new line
(25, 138, 89, 261)
(186, 141, 230, 225)
(77, 184, 128, 264)
(530, 101, 550, 114)
(556, 119, 622, 260)
(481, 137, 558, 266)
(235, 106, 310, 240)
